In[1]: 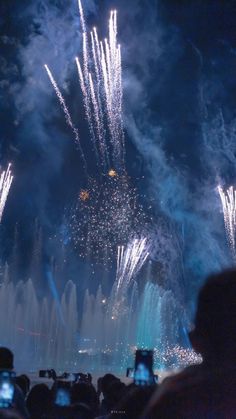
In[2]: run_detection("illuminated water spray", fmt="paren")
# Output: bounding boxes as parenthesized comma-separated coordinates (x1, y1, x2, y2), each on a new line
(218, 185, 236, 255)
(0, 164, 13, 223)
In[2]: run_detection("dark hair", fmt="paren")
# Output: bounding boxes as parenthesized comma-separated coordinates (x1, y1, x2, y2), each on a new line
(71, 382, 98, 413)
(0, 347, 13, 370)
(15, 374, 30, 397)
(100, 374, 120, 396)
(26, 383, 52, 418)
(194, 269, 236, 351)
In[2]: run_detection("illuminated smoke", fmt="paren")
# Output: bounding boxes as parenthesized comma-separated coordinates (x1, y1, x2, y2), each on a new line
(0, 164, 13, 223)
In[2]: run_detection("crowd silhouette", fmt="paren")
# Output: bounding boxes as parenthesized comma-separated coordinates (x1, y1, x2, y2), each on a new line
(0, 269, 235, 418)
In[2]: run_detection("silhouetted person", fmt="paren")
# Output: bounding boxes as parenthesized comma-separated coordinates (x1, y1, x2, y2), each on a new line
(109, 384, 155, 419)
(0, 348, 28, 419)
(98, 374, 121, 415)
(145, 269, 236, 418)
(71, 382, 98, 415)
(26, 384, 52, 419)
(15, 376, 30, 399)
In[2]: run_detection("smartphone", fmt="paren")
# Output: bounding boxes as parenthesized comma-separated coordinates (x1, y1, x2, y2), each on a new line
(134, 349, 155, 386)
(39, 370, 50, 378)
(0, 371, 15, 408)
(39, 369, 56, 380)
(54, 382, 71, 407)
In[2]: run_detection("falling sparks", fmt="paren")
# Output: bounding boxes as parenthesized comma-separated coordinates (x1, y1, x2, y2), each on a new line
(154, 345, 202, 370)
(44, 1, 152, 266)
(218, 185, 236, 255)
(45, 3, 124, 172)
(0, 164, 13, 223)
(110, 237, 150, 318)
(116, 238, 149, 293)
(44, 65, 86, 168)
(69, 176, 150, 264)
(44, 65, 79, 142)
(77, 3, 124, 170)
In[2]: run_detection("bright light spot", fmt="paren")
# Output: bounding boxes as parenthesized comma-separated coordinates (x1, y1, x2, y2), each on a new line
(108, 169, 117, 177)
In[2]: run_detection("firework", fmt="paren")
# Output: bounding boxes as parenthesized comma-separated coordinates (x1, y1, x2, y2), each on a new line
(45, 2, 124, 171)
(110, 237, 149, 318)
(218, 185, 236, 255)
(108, 169, 117, 177)
(44, 1, 152, 264)
(77, 3, 125, 170)
(79, 190, 90, 201)
(69, 176, 150, 264)
(116, 237, 149, 293)
(44, 65, 86, 169)
(0, 164, 13, 223)
(154, 345, 202, 370)
(44, 65, 79, 142)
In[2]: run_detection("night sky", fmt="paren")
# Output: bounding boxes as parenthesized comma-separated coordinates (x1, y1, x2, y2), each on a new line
(1, 0, 236, 312)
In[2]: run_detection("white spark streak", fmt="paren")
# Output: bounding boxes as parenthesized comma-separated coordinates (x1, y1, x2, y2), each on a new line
(116, 238, 149, 292)
(0, 164, 13, 223)
(44, 65, 80, 143)
(218, 185, 236, 255)
(77, 3, 124, 170)
(44, 64, 86, 167)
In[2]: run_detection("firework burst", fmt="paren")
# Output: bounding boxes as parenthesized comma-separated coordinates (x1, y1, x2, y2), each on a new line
(44, 1, 153, 264)
(45, 2, 124, 172)
(69, 175, 150, 264)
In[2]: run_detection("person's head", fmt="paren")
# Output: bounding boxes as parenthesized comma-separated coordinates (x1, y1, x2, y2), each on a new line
(189, 269, 236, 364)
(71, 382, 98, 413)
(105, 380, 126, 406)
(26, 384, 52, 418)
(15, 375, 30, 398)
(0, 348, 13, 371)
(100, 374, 120, 398)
